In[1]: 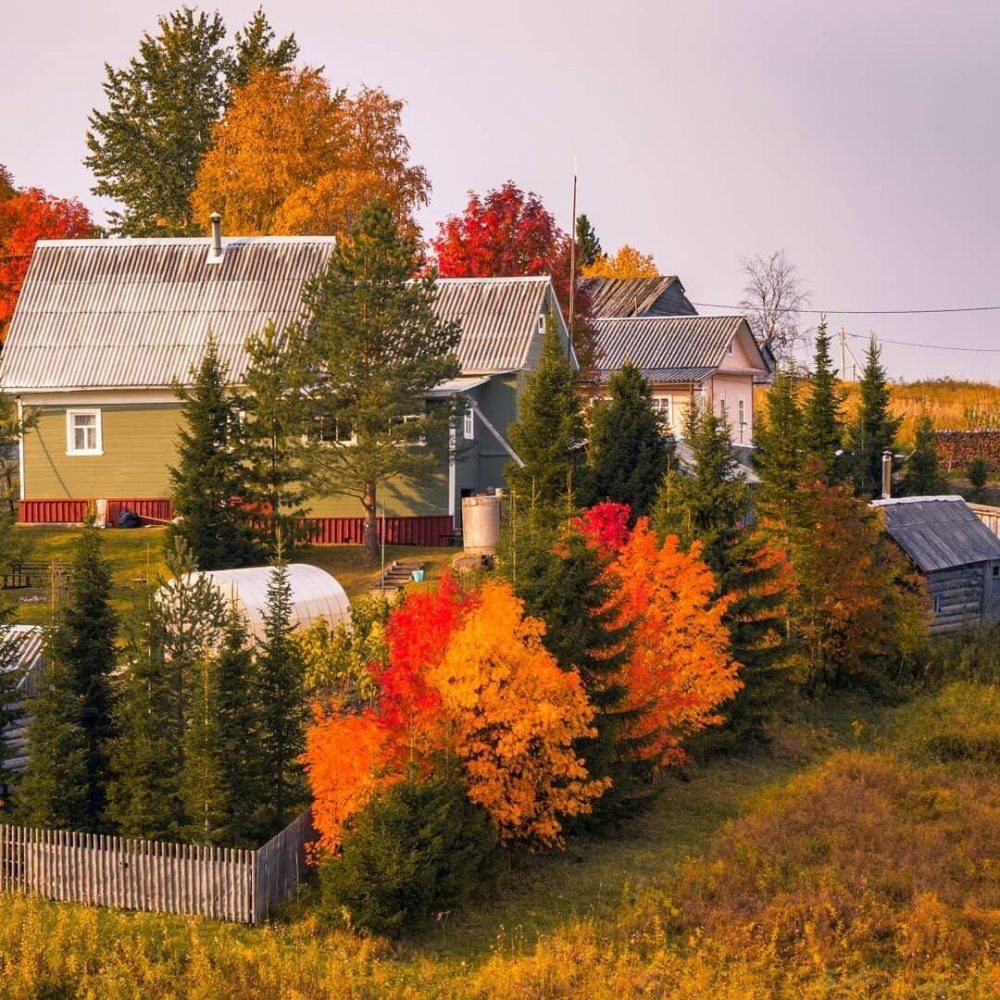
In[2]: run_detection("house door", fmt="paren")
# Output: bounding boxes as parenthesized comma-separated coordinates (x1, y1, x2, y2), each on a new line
(988, 562, 1000, 625)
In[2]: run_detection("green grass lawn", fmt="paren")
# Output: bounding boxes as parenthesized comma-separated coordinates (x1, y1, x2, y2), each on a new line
(7, 524, 456, 626)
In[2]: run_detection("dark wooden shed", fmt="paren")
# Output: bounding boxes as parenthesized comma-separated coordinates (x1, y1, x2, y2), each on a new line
(873, 496, 1000, 634)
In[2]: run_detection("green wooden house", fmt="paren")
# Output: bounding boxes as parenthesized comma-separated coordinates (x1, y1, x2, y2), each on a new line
(1, 233, 571, 542)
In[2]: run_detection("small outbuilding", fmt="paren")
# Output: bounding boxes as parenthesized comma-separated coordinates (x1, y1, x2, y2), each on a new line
(873, 496, 1000, 634)
(177, 564, 351, 641)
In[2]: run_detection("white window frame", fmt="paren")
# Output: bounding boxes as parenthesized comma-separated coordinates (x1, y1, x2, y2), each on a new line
(66, 408, 103, 456)
(463, 407, 475, 440)
(652, 395, 672, 431)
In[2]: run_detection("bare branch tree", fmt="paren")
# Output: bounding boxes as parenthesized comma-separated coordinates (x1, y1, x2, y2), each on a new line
(739, 250, 810, 367)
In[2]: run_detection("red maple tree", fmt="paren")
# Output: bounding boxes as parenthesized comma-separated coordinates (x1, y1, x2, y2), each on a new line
(431, 180, 597, 372)
(0, 180, 93, 340)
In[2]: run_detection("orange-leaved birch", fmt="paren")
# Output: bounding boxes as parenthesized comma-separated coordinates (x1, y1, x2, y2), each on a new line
(429, 581, 609, 849)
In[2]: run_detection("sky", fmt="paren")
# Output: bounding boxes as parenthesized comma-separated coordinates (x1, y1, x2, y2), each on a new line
(4, 0, 1000, 384)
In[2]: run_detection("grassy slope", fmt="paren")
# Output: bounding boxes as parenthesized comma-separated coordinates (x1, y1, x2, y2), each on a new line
(8, 524, 455, 627)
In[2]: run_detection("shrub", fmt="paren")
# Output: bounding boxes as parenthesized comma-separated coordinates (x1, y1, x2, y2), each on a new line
(890, 682, 1000, 766)
(319, 773, 499, 937)
(915, 623, 1000, 688)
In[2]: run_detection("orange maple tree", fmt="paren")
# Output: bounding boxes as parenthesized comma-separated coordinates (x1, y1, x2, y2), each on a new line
(579, 504, 742, 767)
(301, 576, 605, 853)
(0, 182, 92, 340)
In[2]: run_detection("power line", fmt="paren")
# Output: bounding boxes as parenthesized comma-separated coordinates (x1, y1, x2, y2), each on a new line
(839, 330, 1000, 353)
(693, 301, 1000, 316)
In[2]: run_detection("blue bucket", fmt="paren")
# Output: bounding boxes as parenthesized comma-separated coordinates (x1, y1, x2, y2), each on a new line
(411, 569, 424, 583)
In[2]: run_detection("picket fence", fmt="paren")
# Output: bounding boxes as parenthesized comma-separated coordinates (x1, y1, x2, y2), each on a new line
(0, 809, 313, 925)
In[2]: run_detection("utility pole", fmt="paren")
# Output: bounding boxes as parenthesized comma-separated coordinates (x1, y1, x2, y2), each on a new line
(568, 168, 577, 339)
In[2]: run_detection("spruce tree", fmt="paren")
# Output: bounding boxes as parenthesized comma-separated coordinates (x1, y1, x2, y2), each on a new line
(575, 214, 603, 267)
(499, 504, 643, 822)
(801, 320, 845, 482)
(899, 412, 949, 497)
(507, 317, 586, 510)
(753, 367, 805, 524)
(654, 404, 792, 737)
(242, 321, 311, 558)
(847, 337, 900, 498)
(20, 525, 117, 831)
(583, 361, 673, 522)
(212, 612, 259, 846)
(167, 337, 262, 571)
(254, 559, 307, 837)
(108, 597, 184, 840)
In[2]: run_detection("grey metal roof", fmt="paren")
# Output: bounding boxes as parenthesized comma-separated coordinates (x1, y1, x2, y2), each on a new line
(580, 276, 697, 318)
(2, 236, 336, 391)
(434, 276, 557, 374)
(873, 496, 1000, 572)
(592, 315, 753, 377)
(1, 241, 560, 391)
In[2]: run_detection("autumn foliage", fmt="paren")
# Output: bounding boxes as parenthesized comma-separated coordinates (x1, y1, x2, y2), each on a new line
(0, 177, 93, 340)
(578, 503, 741, 767)
(581, 243, 659, 279)
(431, 181, 597, 371)
(191, 69, 429, 240)
(302, 576, 605, 852)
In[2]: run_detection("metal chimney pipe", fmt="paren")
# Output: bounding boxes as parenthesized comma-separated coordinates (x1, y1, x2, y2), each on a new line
(881, 449, 893, 500)
(209, 212, 222, 259)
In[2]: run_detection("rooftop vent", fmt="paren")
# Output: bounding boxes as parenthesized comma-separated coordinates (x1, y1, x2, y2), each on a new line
(207, 212, 223, 264)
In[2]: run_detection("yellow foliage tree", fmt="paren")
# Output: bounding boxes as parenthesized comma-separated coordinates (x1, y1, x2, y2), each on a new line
(191, 69, 429, 239)
(429, 581, 609, 848)
(581, 243, 659, 279)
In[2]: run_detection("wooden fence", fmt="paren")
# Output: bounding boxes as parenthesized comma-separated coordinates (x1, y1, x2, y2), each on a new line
(0, 810, 314, 925)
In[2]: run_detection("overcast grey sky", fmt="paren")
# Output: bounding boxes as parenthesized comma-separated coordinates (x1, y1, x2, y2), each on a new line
(4, 1, 999, 383)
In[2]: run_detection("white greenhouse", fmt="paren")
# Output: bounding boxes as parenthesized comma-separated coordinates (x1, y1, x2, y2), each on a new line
(176, 564, 350, 640)
(1, 625, 45, 773)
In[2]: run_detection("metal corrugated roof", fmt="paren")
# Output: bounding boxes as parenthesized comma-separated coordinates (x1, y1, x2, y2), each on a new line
(580, 276, 694, 318)
(434, 276, 553, 374)
(873, 496, 1000, 572)
(2, 242, 558, 390)
(592, 315, 748, 376)
(2, 237, 336, 391)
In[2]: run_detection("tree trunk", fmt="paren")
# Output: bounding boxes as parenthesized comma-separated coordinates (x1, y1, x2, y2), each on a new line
(362, 482, 379, 562)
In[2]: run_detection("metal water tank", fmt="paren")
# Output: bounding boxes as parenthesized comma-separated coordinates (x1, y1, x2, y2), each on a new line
(462, 494, 501, 555)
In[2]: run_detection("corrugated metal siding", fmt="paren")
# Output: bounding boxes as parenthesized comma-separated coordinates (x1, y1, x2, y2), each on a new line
(19, 498, 175, 524)
(592, 315, 744, 375)
(3, 238, 335, 391)
(874, 497, 1000, 572)
(434, 277, 550, 374)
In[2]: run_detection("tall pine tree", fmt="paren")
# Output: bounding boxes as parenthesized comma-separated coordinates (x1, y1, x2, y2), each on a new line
(167, 337, 262, 571)
(753, 367, 805, 525)
(847, 337, 900, 498)
(289, 199, 461, 560)
(582, 361, 673, 522)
